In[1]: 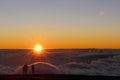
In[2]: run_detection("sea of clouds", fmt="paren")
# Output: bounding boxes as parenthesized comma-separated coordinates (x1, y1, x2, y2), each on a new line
(0, 49, 120, 76)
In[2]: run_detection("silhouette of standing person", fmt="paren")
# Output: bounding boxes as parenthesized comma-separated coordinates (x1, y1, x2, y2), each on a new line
(22, 64, 28, 74)
(32, 65, 35, 74)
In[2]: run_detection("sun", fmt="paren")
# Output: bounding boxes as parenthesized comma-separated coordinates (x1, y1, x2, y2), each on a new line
(34, 44, 43, 53)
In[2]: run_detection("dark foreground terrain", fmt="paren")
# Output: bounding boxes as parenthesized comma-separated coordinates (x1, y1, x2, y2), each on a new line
(0, 74, 120, 80)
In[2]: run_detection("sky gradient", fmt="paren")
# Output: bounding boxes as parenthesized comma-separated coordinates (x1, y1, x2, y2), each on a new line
(0, 0, 120, 49)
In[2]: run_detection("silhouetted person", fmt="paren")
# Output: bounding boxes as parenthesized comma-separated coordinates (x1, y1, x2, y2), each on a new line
(32, 65, 35, 74)
(22, 64, 28, 74)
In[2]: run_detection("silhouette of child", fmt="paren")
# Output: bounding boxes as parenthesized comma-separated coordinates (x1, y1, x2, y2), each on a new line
(32, 65, 35, 74)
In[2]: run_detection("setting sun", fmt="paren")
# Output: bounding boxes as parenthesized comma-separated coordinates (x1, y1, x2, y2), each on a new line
(34, 44, 43, 53)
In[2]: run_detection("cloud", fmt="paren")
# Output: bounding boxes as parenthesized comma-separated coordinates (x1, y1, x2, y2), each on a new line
(16, 62, 61, 74)
(0, 49, 120, 76)
(0, 65, 15, 74)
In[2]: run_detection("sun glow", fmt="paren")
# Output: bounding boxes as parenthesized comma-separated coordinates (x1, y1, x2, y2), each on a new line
(34, 44, 43, 53)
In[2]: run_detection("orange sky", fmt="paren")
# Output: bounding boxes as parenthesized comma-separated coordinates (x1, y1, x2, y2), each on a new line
(0, 0, 120, 49)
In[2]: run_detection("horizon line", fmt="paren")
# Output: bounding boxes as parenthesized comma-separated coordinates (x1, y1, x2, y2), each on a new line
(0, 48, 120, 50)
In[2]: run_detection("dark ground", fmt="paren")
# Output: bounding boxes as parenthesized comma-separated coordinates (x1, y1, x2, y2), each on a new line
(0, 74, 120, 80)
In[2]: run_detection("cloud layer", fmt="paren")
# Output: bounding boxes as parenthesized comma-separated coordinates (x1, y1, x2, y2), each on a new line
(0, 49, 120, 76)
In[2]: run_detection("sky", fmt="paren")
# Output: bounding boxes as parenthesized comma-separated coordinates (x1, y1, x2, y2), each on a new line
(0, 0, 120, 49)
